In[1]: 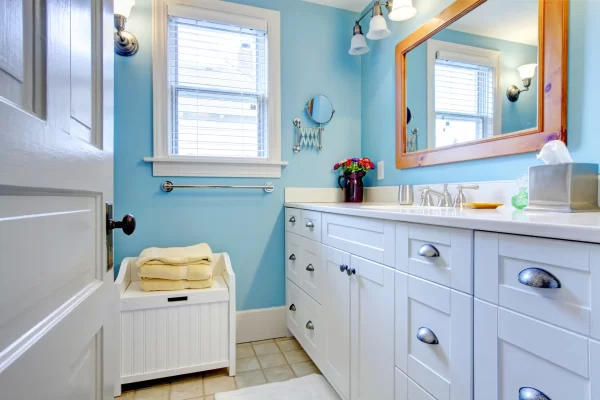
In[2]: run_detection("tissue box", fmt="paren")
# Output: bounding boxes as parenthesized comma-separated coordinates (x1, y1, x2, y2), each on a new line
(525, 163, 600, 212)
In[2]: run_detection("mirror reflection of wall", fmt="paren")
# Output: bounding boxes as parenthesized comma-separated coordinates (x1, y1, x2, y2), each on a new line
(306, 95, 334, 124)
(406, 0, 539, 152)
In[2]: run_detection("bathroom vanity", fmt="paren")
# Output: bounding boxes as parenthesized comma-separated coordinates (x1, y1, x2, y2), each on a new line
(284, 202, 600, 400)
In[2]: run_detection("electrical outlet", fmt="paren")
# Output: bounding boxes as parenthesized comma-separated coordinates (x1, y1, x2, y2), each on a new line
(377, 161, 384, 180)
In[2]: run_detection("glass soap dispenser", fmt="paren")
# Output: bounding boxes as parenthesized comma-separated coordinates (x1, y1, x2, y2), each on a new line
(511, 174, 529, 210)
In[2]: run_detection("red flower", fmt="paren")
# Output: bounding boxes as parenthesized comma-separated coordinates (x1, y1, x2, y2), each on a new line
(362, 157, 371, 163)
(369, 162, 375, 169)
(345, 160, 352, 166)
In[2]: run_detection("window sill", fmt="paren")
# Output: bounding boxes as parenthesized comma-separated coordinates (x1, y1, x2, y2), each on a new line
(143, 157, 289, 178)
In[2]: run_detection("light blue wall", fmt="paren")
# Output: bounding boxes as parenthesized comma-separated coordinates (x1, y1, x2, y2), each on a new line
(406, 29, 538, 151)
(362, 0, 600, 187)
(114, 0, 361, 311)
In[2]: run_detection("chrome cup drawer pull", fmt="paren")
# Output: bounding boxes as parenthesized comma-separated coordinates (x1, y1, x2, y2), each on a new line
(289, 304, 296, 311)
(418, 244, 440, 258)
(306, 321, 314, 330)
(289, 216, 296, 223)
(519, 387, 551, 400)
(416, 327, 439, 345)
(289, 254, 296, 261)
(306, 220, 315, 229)
(518, 268, 561, 289)
(306, 264, 315, 272)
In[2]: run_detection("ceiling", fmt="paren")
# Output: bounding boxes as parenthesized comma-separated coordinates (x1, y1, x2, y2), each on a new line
(449, 0, 539, 46)
(302, 0, 371, 13)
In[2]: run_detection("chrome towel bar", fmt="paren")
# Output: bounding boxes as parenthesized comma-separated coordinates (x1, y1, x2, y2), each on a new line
(161, 180, 274, 193)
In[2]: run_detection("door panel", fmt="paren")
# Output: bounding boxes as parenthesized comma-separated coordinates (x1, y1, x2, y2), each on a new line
(350, 256, 395, 400)
(322, 245, 351, 399)
(0, 0, 116, 397)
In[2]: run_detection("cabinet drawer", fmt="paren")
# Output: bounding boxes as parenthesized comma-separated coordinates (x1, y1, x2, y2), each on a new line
(475, 232, 599, 337)
(286, 279, 304, 338)
(395, 368, 435, 400)
(285, 232, 303, 287)
(396, 272, 472, 400)
(322, 213, 395, 267)
(285, 208, 302, 235)
(475, 300, 595, 400)
(298, 291, 324, 368)
(396, 223, 473, 294)
(285, 208, 321, 241)
(285, 233, 324, 304)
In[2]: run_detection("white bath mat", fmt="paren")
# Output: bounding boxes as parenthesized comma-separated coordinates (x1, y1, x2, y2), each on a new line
(214, 374, 340, 400)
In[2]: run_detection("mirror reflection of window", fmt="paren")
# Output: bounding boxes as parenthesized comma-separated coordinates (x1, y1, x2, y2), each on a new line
(428, 41, 502, 148)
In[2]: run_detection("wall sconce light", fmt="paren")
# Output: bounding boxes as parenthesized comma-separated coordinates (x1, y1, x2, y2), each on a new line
(114, 0, 138, 57)
(349, 0, 417, 56)
(506, 63, 537, 102)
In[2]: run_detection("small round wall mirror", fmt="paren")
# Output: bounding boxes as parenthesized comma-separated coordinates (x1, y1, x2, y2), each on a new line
(306, 95, 334, 124)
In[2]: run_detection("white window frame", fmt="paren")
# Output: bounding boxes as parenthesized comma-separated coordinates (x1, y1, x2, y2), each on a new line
(426, 39, 502, 149)
(146, 0, 286, 177)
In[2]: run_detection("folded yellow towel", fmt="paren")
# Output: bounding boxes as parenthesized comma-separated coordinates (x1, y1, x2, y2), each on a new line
(136, 243, 213, 267)
(138, 263, 214, 281)
(140, 277, 214, 292)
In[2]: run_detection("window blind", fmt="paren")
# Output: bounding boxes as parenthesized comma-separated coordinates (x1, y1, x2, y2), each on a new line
(434, 52, 494, 147)
(168, 16, 268, 158)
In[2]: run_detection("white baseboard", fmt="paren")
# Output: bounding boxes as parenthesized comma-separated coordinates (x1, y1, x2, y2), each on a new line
(236, 306, 287, 344)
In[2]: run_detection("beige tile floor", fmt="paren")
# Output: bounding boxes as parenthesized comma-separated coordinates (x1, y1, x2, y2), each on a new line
(116, 337, 321, 400)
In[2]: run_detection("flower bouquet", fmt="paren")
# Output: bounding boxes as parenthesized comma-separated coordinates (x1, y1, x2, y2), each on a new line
(333, 158, 375, 203)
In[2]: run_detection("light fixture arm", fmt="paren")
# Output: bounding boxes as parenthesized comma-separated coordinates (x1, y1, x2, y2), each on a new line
(114, 13, 139, 57)
(506, 77, 532, 102)
(356, 0, 393, 24)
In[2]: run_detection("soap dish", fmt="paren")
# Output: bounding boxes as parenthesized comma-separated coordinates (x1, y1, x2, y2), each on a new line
(463, 202, 503, 209)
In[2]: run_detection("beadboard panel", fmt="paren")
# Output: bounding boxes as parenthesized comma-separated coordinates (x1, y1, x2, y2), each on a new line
(121, 301, 229, 380)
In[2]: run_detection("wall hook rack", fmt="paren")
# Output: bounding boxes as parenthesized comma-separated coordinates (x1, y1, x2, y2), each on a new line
(293, 118, 324, 153)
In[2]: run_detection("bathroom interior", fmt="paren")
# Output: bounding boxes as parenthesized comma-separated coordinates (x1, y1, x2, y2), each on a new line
(2, 0, 600, 399)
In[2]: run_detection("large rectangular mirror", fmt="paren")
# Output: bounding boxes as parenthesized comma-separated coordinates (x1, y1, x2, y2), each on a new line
(396, 0, 568, 169)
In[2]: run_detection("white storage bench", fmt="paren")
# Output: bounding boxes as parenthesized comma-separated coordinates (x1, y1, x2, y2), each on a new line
(115, 252, 236, 390)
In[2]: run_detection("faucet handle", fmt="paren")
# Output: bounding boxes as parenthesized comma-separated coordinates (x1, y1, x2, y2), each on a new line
(454, 184, 479, 207)
(418, 187, 433, 207)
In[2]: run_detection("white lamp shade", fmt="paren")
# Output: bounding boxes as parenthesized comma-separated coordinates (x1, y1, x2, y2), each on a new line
(114, 0, 135, 18)
(517, 63, 537, 80)
(389, 0, 417, 21)
(367, 15, 391, 40)
(349, 33, 369, 56)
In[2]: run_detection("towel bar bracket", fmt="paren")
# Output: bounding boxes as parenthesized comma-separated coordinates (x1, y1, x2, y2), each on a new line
(161, 180, 275, 193)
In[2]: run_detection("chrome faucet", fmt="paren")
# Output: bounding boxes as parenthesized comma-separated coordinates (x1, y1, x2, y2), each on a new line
(454, 184, 480, 207)
(419, 184, 453, 207)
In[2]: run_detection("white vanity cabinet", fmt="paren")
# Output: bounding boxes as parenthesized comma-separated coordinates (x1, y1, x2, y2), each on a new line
(285, 204, 600, 400)
(286, 209, 396, 400)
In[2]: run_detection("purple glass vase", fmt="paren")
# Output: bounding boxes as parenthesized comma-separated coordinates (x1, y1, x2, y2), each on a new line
(338, 171, 365, 203)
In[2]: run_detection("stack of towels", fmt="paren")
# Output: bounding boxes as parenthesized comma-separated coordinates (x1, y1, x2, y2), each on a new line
(136, 243, 215, 292)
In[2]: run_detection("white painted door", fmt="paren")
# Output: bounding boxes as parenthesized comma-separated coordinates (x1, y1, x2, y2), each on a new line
(0, 1, 118, 399)
(350, 256, 395, 400)
(322, 245, 351, 400)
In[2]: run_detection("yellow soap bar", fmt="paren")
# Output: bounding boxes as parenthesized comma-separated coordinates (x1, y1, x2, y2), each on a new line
(463, 202, 503, 209)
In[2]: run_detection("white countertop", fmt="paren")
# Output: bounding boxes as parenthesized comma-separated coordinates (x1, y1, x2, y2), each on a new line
(284, 202, 600, 243)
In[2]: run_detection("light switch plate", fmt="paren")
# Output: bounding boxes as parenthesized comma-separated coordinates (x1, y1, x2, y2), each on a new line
(377, 161, 384, 180)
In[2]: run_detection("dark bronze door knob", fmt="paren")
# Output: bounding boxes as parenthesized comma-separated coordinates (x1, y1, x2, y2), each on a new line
(108, 214, 136, 235)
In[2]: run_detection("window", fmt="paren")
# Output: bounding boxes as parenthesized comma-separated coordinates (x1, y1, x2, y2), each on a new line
(148, 0, 284, 177)
(427, 40, 502, 148)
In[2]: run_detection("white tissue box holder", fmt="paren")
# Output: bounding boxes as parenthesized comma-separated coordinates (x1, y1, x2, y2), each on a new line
(525, 163, 600, 212)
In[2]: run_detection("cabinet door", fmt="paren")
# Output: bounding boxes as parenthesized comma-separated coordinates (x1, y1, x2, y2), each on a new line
(396, 273, 473, 400)
(300, 291, 324, 367)
(322, 245, 352, 400)
(475, 299, 595, 400)
(350, 256, 395, 400)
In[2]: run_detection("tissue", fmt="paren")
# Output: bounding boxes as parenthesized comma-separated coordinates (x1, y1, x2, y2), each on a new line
(536, 140, 573, 164)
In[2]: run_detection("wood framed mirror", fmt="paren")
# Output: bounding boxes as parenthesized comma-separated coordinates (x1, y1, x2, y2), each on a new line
(395, 0, 568, 169)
